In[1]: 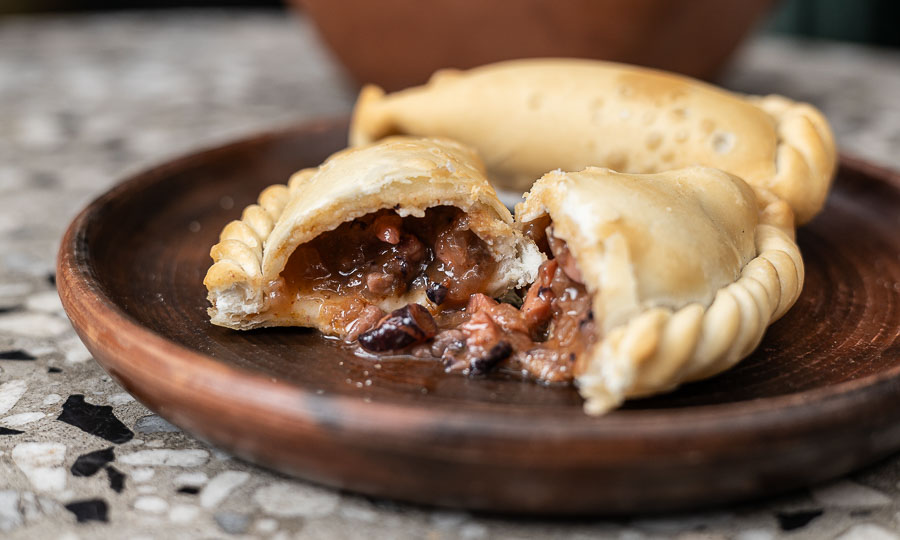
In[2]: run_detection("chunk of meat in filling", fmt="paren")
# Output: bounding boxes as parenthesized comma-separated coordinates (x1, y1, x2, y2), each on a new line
(424, 246, 595, 382)
(405, 228, 596, 383)
(278, 206, 498, 338)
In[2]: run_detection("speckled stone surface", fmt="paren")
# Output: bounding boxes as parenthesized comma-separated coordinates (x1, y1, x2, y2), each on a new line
(1, 10, 900, 540)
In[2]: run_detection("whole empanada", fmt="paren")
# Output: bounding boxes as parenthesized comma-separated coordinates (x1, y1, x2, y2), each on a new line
(351, 58, 836, 224)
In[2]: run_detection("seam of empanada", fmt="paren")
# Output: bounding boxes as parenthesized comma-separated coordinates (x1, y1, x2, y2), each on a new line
(750, 94, 838, 225)
(576, 194, 803, 415)
(203, 183, 292, 329)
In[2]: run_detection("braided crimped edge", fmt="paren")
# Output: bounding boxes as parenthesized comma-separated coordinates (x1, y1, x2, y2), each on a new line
(750, 94, 837, 225)
(203, 169, 314, 329)
(576, 194, 803, 415)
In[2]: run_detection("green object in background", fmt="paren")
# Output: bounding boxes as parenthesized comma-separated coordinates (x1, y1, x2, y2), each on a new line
(767, 0, 900, 47)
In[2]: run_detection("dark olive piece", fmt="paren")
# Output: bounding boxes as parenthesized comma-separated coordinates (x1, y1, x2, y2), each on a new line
(425, 282, 448, 305)
(470, 341, 513, 375)
(358, 304, 437, 352)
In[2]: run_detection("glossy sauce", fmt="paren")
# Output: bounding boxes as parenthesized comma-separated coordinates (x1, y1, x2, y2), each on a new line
(276, 206, 499, 337)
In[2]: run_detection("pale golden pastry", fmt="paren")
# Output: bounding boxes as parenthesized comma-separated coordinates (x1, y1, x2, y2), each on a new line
(350, 58, 836, 224)
(204, 136, 544, 337)
(516, 166, 803, 414)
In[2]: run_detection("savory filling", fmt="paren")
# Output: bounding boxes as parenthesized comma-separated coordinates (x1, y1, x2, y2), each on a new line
(278, 206, 499, 339)
(348, 215, 597, 384)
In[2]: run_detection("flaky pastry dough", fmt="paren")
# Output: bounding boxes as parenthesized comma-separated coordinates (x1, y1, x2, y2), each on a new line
(351, 58, 836, 224)
(204, 136, 543, 333)
(516, 166, 803, 414)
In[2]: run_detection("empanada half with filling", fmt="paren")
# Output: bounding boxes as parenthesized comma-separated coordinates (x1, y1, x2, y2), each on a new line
(350, 58, 836, 225)
(204, 136, 544, 339)
(513, 166, 803, 413)
(336, 166, 801, 414)
(204, 141, 802, 415)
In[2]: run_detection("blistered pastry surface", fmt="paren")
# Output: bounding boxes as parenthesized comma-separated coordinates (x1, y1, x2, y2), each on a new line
(518, 166, 759, 331)
(351, 58, 836, 224)
(261, 136, 513, 279)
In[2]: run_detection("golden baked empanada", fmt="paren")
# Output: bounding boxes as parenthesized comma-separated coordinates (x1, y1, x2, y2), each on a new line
(350, 59, 836, 224)
(204, 136, 543, 338)
(515, 166, 802, 413)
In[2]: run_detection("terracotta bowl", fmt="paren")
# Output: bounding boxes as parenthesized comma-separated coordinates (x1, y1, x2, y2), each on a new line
(293, 0, 775, 91)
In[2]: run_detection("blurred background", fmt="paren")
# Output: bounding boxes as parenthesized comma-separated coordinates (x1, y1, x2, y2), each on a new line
(2, 0, 899, 50)
(3, 0, 899, 47)
(1, 0, 898, 93)
(1, 1, 898, 90)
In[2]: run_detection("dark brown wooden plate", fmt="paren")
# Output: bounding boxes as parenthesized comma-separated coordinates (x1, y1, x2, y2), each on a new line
(58, 119, 900, 515)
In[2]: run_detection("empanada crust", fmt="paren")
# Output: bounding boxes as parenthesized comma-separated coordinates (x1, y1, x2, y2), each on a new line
(351, 59, 836, 224)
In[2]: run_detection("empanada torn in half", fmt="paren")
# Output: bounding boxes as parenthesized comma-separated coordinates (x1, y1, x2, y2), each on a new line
(385, 166, 801, 412)
(204, 140, 802, 415)
(204, 136, 543, 339)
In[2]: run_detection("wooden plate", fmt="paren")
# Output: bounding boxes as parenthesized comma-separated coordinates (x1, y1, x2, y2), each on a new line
(58, 119, 900, 515)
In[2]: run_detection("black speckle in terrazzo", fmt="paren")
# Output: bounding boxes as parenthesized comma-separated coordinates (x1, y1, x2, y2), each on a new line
(46, 273, 56, 287)
(0, 349, 36, 360)
(106, 465, 126, 493)
(71, 447, 115, 477)
(177, 486, 200, 495)
(777, 509, 824, 531)
(0, 306, 22, 315)
(64, 499, 108, 523)
(57, 394, 134, 444)
(48, 366, 62, 373)
(0, 426, 24, 435)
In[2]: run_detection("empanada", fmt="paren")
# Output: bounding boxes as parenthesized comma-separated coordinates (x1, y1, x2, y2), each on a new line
(360, 165, 800, 414)
(514, 166, 803, 413)
(204, 136, 543, 338)
(350, 58, 836, 224)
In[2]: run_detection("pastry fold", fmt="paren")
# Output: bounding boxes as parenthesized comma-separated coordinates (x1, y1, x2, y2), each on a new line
(351, 58, 836, 225)
(516, 166, 803, 414)
(204, 136, 543, 335)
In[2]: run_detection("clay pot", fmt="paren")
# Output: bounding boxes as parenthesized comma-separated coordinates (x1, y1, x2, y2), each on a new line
(293, 0, 776, 91)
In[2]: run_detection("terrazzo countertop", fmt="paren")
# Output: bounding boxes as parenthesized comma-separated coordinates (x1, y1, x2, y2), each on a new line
(2, 10, 900, 540)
